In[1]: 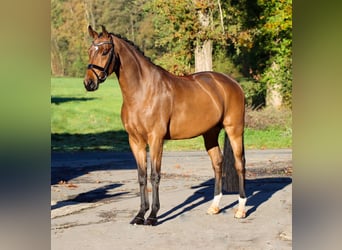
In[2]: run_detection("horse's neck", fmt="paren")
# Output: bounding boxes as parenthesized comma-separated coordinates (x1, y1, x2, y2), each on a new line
(113, 36, 151, 97)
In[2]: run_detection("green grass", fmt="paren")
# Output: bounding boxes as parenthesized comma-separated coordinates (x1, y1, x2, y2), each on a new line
(51, 77, 291, 151)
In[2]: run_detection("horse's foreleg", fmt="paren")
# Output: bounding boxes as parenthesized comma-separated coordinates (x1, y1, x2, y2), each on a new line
(129, 136, 149, 225)
(203, 130, 223, 215)
(145, 137, 163, 226)
(225, 126, 247, 218)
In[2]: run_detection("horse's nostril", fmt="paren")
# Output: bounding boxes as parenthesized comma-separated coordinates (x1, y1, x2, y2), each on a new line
(84, 79, 91, 88)
(84, 79, 97, 91)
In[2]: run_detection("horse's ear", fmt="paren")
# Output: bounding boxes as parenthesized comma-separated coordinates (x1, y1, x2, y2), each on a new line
(88, 25, 98, 39)
(101, 25, 109, 37)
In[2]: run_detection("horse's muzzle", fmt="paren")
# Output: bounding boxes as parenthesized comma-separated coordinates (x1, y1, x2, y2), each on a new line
(84, 78, 98, 91)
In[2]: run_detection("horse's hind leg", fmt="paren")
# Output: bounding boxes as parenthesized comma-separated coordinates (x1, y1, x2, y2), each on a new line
(224, 125, 247, 218)
(203, 127, 223, 215)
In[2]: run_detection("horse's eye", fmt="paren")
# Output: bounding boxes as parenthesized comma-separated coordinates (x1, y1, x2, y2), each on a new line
(102, 49, 109, 56)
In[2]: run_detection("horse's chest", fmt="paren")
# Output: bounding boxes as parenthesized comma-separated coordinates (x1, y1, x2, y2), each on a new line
(121, 104, 164, 135)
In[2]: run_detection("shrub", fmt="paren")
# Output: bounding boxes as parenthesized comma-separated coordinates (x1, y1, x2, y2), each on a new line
(240, 79, 266, 108)
(245, 106, 292, 130)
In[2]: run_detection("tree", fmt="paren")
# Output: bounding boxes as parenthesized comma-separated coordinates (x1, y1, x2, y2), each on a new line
(51, 0, 65, 76)
(193, 0, 213, 72)
(147, 0, 228, 74)
(258, 0, 292, 108)
(147, 0, 197, 74)
(51, 0, 88, 77)
(51, 0, 150, 77)
(216, 0, 292, 108)
(50, 0, 292, 108)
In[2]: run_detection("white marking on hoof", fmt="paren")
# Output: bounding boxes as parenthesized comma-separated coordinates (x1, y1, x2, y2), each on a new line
(207, 205, 220, 215)
(234, 197, 247, 218)
(207, 193, 222, 215)
(234, 209, 246, 218)
(212, 193, 222, 207)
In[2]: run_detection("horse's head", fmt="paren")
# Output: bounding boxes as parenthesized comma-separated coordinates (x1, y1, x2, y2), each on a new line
(84, 25, 115, 91)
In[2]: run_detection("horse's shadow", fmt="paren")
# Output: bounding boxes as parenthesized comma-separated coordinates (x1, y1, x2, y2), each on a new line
(51, 183, 129, 210)
(157, 177, 292, 225)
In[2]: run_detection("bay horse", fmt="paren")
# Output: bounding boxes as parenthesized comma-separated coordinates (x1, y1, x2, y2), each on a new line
(83, 25, 247, 226)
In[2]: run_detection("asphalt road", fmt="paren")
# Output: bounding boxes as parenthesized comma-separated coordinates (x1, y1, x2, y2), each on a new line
(51, 149, 292, 250)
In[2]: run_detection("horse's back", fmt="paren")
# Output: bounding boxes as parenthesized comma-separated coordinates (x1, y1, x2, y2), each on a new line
(192, 71, 244, 100)
(175, 71, 245, 114)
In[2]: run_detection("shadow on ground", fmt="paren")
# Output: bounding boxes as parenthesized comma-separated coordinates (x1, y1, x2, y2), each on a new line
(157, 177, 292, 225)
(51, 183, 130, 210)
(51, 151, 136, 185)
(51, 96, 96, 105)
(51, 130, 130, 152)
(51, 174, 291, 225)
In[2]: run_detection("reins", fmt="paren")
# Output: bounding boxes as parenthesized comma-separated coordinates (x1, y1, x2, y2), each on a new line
(87, 36, 114, 83)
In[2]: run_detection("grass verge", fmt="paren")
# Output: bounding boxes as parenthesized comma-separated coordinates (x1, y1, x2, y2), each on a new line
(51, 77, 292, 151)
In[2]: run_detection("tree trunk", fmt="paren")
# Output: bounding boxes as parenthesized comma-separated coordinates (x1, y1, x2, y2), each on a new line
(217, 0, 225, 33)
(51, 37, 64, 76)
(195, 40, 212, 72)
(267, 83, 283, 108)
(194, 3, 213, 72)
(84, 0, 95, 28)
(266, 61, 283, 108)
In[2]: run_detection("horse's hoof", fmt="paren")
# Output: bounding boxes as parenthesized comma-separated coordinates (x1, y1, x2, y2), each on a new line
(234, 209, 246, 219)
(144, 217, 158, 226)
(130, 216, 145, 225)
(207, 205, 220, 215)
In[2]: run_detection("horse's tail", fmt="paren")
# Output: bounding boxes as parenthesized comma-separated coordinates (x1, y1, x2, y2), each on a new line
(222, 132, 240, 193)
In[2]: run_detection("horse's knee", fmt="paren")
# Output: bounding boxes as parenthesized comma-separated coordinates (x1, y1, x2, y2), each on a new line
(150, 172, 161, 185)
(138, 172, 147, 186)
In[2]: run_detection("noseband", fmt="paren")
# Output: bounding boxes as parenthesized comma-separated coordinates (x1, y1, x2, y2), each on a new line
(87, 36, 114, 83)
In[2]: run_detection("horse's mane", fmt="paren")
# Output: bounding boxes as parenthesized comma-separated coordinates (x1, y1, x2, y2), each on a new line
(97, 32, 171, 75)
(98, 32, 154, 64)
